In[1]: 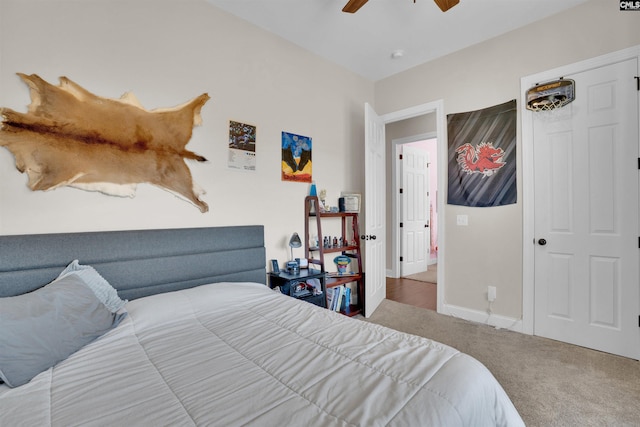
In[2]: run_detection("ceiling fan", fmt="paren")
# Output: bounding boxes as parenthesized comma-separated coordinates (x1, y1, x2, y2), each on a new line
(342, 0, 459, 13)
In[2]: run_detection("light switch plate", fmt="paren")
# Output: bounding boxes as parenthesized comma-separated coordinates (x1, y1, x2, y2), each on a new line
(456, 214, 468, 226)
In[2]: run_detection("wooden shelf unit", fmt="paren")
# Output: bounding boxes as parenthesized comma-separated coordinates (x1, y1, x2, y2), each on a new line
(304, 196, 364, 316)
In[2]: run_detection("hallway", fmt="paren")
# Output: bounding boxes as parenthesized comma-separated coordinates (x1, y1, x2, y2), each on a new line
(386, 276, 436, 311)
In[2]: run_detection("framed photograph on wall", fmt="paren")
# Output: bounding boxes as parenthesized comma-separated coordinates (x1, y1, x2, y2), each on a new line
(228, 120, 256, 171)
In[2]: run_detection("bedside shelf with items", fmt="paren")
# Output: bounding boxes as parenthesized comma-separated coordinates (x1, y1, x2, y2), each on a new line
(304, 196, 364, 316)
(268, 269, 326, 308)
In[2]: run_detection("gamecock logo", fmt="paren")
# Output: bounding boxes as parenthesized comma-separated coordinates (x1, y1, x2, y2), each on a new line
(455, 142, 506, 177)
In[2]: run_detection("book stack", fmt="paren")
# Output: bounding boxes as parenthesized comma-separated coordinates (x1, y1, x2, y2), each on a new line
(326, 285, 351, 312)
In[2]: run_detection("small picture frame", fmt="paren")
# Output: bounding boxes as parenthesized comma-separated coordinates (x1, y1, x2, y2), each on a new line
(270, 259, 280, 273)
(340, 192, 361, 213)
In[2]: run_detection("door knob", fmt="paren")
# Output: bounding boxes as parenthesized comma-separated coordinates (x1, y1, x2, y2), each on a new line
(538, 238, 547, 246)
(360, 235, 377, 240)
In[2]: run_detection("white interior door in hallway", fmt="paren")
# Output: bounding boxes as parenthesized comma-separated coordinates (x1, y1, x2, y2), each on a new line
(531, 57, 639, 359)
(400, 144, 430, 277)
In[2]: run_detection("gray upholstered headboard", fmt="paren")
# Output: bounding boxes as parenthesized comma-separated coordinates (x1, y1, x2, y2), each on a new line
(0, 226, 266, 300)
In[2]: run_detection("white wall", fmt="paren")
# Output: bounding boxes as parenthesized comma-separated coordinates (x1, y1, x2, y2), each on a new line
(375, 0, 640, 320)
(3, 0, 639, 322)
(0, 0, 373, 265)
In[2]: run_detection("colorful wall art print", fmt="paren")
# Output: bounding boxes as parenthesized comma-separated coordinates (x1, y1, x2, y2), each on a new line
(281, 131, 312, 183)
(228, 120, 256, 171)
(447, 100, 517, 207)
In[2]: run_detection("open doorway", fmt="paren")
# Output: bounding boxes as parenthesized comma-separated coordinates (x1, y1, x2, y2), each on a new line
(386, 133, 439, 311)
(365, 100, 446, 315)
(385, 113, 439, 282)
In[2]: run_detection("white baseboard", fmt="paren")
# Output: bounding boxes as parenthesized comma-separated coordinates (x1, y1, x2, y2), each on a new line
(440, 303, 525, 333)
(385, 275, 526, 334)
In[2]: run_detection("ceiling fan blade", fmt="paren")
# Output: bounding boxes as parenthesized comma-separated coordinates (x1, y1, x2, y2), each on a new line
(433, 0, 459, 12)
(342, 0, 369, 13)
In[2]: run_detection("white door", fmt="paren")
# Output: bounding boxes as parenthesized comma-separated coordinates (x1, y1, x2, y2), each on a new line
(401, 145, 430, 276)
(533, 58, 639, 359)
(364, 103, 386, 317)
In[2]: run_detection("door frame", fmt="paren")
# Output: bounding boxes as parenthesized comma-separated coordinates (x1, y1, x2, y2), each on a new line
(521, 44, 640, 335)
(390, 132, 437, 278)
(378, 99, 447, 312)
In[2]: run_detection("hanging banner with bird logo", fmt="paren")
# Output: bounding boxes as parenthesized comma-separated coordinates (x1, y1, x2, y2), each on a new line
(447, 100, 516, 207)
(281, 131, 312, 183)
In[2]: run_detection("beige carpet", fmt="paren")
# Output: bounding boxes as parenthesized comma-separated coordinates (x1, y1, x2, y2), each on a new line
(361, 299, 640, 427)
(403, 263, 437, 283)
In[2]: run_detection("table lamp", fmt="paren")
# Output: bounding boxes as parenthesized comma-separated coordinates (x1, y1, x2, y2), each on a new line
(289, 232, 302, 260)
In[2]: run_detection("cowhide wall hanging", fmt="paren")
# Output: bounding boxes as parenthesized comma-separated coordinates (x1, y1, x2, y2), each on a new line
(0, 73, 210, 212)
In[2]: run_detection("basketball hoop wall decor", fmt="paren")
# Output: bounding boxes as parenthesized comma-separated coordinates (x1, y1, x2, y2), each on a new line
(526, 78, 575, 111)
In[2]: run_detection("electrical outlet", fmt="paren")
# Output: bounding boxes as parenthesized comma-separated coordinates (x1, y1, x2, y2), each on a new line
(456, 214, 468, 226)
(487, 286, 497, 302)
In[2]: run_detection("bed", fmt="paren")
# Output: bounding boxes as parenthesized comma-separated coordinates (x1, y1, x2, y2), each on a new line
(0, 225, 524, 426)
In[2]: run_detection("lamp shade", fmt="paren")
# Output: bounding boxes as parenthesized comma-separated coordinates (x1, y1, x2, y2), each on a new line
(289, 232, 302, 261)
(289, 232, 302, 248)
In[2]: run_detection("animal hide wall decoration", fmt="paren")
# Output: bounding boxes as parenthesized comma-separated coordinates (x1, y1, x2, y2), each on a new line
(0, 73, 210, 212)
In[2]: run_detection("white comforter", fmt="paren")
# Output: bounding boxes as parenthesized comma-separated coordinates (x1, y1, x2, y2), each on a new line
(0, 282, 524, 426)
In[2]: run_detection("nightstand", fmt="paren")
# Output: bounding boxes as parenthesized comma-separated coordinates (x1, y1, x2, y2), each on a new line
(268, 269, 326, 308)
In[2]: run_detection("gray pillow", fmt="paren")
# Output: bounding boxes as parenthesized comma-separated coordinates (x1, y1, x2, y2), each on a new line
(0, 272, 127, 388)
(57, 260, 127, 313)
